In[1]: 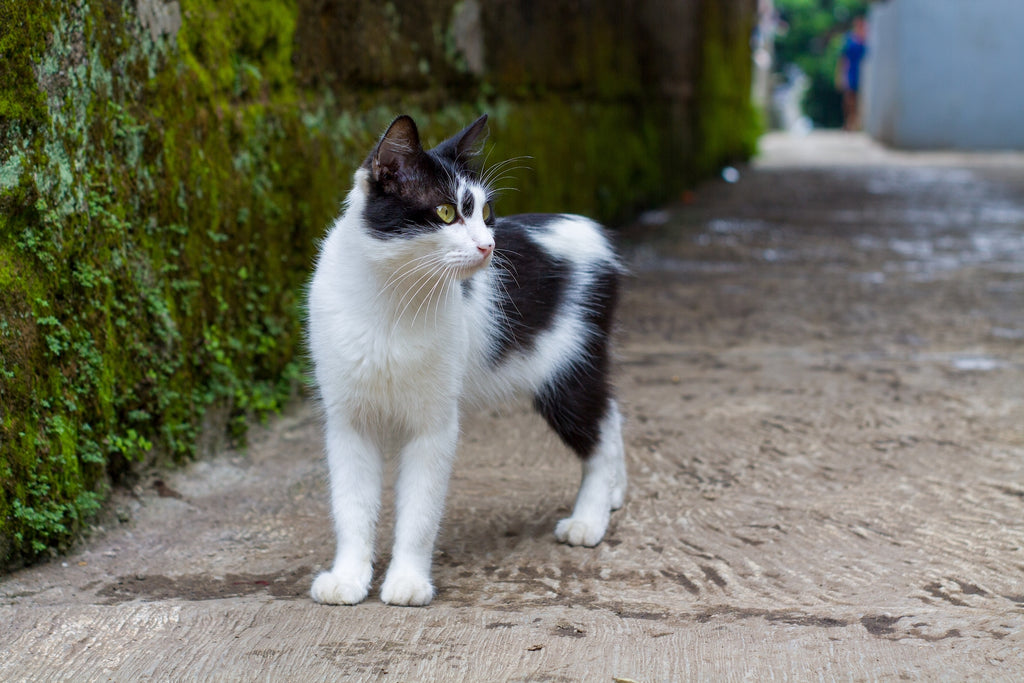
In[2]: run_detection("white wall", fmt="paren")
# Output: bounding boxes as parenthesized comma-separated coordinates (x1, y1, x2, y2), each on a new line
(864, 0, 1024, 150)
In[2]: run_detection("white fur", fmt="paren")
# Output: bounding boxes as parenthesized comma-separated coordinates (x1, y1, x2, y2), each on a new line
(530, 214, 617, 266)
(554, 400, 626, 546)
(308, 170, 624, 606)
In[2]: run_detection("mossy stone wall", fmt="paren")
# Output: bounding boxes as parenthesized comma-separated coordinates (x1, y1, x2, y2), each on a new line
(0, 0, 758, 569)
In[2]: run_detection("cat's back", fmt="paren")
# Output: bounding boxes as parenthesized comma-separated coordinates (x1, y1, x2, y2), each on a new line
(496, 213, 620, 270)
(465, 213, 621, 403)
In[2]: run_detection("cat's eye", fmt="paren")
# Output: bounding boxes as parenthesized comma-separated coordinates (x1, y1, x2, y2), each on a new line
(435, 203, 456, 223)
(482, 203, 491, 221)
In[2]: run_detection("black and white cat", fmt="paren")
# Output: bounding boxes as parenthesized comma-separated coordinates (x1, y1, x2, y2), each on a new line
(307, 114, 626, 606)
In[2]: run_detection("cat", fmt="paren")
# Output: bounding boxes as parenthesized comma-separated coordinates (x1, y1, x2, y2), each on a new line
(306, 114, 626, 606)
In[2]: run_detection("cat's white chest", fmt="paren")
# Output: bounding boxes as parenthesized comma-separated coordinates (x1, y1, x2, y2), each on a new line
(348, 320, 460, 396)
(311, 270, 467, 432)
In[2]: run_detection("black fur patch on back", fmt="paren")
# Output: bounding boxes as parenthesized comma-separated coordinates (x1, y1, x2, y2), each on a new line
(489, 215, 571, 362)
(488, 213, 620, 458)
(534, 268, 618, 458)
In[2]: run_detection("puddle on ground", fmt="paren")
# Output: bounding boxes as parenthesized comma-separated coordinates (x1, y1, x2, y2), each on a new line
(949, 356, 1005, 372)
(707, 218, 774, 234)
(850, 272, 886, 285)
(628, 245, 746, 275)
(991, 327, 1024, 340)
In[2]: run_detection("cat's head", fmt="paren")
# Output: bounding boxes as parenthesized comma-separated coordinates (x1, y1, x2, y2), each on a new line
(354, 114, 495, 279)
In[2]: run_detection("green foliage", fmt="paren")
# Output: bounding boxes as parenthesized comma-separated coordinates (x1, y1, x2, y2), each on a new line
(774, 0, 870, 127)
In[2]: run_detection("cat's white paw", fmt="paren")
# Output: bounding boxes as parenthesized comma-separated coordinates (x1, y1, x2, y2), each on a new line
(380, 570, 434, 606)
(554, 515, 607, 547)
(310, 568, 371, 605)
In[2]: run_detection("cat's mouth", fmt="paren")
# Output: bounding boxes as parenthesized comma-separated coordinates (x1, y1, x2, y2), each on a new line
(453, 251, 492, 278)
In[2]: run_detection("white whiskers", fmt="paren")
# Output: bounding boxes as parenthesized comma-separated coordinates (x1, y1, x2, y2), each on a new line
(480, 155, 533, 198)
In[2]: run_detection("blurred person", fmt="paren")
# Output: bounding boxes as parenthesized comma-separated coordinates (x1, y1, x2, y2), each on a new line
(836, 14, 867, 130)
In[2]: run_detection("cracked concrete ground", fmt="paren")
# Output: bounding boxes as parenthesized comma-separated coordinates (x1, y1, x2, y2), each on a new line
(3, 132, 1023, 680)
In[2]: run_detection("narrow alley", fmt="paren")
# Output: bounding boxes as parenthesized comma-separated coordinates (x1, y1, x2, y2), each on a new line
(3, 132, 1023, 680)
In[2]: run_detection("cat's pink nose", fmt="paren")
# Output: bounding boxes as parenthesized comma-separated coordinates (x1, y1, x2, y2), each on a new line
(477, 243, 494, 258)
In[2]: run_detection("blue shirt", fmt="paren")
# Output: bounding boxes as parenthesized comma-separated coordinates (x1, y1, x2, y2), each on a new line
(843, 34, 867, 92)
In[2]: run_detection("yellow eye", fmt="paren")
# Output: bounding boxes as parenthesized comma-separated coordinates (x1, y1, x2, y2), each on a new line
(435, 203, 456, 223)
(482, 203, 491, 221)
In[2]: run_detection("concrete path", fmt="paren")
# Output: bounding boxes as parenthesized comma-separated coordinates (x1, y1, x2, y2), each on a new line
(3, 132, 1024, 681)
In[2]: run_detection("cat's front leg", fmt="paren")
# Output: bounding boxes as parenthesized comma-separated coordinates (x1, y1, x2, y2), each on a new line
(380, 414, 459, 606)
(311, 418, 383, 605)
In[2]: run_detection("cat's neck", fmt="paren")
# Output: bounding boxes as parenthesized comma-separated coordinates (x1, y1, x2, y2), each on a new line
(372, 262, 461, 330)
(328, 182, 465, 329)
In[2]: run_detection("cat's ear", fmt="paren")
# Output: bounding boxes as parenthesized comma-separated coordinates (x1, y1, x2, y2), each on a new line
(370, 115, 423, 183)
(434, 114, 489, 162)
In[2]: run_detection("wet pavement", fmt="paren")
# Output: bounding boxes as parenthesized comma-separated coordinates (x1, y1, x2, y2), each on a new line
(2, 131, 1023, 680)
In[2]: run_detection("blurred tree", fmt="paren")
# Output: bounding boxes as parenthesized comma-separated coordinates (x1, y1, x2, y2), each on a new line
(774, 0, 870, 128)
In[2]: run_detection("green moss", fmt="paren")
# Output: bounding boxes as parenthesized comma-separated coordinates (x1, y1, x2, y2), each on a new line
(480, 99, 675, 224)
(176, 0, 297, 99)
(693, 1, 762, 176)
(0, 1, 55, 127)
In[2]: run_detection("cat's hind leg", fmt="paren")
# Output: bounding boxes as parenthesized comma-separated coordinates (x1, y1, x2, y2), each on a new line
(556, 399, 626, 546)
(535, 375, 626, 547)
(608, 402, 628, 511)
(311, 419, 382, 605)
